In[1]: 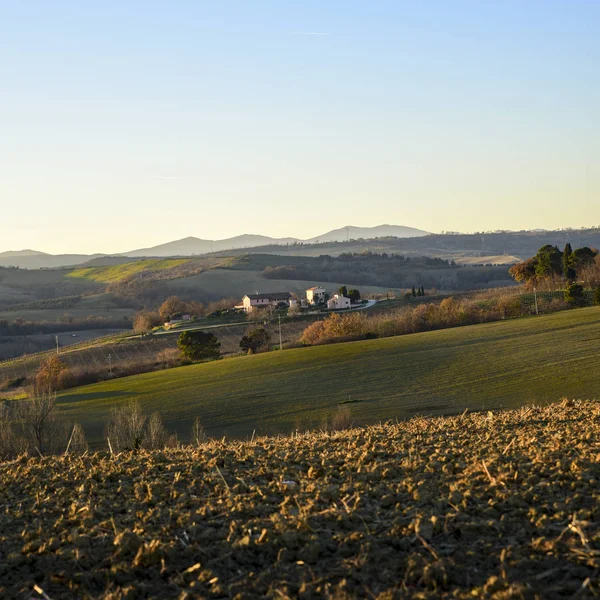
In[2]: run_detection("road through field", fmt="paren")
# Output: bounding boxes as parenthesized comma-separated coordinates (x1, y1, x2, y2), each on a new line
(58, 306, 600, 446)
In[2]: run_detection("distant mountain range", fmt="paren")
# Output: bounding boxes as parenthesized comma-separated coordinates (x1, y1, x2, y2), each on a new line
(0, 225, 429, 268)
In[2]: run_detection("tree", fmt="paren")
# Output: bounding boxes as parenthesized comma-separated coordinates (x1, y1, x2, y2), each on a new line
(338, 286, 348, 297)
(509, 258, 537, 283)
(347, 289, 361, 303)
(564, 283, 585, 306)
(239, 327, 271, 354)
(569, 247, 598, 273)
(594, 287, 600, 306)
(412, 285, 417, 297)
(133, 310, 162, 332)
(420, 286, 425, 296)
(158, 296, 187, 321)
(105, 399, 147, 451)
(534, 245, 562, 279)
(563, 243, 575, 280)
(186, 300, 205, 318)
(19, 391, 59, 455)
(177, 330, 221, 362)
(35, 356, 67, 394)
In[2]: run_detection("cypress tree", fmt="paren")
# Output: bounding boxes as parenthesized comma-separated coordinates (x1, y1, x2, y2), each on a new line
(412, 285, 416, 297)
(421, 286, 425, 296)
(563, 243, 574, 280)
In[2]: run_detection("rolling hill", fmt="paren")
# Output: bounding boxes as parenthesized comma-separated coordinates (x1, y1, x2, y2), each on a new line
(121, 225, 430, 257)
(304, 224, 429, 243)
(58, 306, 600, 446)
(0, 249, 47, 258)
(122, 234, 300, 258)
(0, 224, 431, 267)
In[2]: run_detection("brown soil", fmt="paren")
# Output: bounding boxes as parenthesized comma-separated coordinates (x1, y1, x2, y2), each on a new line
(1, 399, 599, 599)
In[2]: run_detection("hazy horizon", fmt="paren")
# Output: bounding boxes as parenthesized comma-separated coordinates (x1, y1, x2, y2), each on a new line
(2, 1, 599, 254)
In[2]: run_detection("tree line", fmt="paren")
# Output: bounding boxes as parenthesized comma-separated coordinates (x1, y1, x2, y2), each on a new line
(509, 244, 600, 303)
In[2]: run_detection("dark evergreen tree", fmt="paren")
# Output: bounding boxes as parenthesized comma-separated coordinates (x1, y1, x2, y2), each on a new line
(239, 327, 271, 354)
(420, 286, 425, 296)
(347, 289, 361, 303)
(177, 330, 221, 362)
(563, 243, 575, 280)
(412, 285, 416, 297)
(534, 245, 562, 279)
(564, 283, 585, 306)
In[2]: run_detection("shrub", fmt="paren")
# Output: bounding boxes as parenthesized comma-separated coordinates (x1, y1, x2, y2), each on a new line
(331, 406, 353, 431)
(300, 313, 366, 345)
(564, 283, 585, 306)
(156, 348, 181, 368)
(495, 295, 523, 318)
(300, 320, 327, 345)
(595, 287, 600, 306)
(144, 412, 168, 450)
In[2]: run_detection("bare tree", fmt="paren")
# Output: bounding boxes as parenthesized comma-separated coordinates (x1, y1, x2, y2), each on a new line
(64, 423, 88, 456)
(105, 400, 147, 452)
(19, 391, 61, 455)
(0, 402, 18, 459)
(191, 417, 206, 446)
(144, 412, 167, 450)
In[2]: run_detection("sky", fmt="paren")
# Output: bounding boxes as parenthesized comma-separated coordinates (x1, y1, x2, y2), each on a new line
(1, 1, 599, 254)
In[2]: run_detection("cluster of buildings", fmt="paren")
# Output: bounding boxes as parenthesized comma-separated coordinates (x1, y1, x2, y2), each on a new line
(240, 286, 353, 313)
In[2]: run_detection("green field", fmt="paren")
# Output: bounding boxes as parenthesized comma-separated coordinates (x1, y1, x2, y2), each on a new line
(166, 268, 403, 301)
(67, 258, 193, 282)
(57, 306, 600, 445)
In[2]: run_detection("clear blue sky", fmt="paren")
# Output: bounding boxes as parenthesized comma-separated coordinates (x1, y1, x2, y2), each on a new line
(1, 1, 598, 254)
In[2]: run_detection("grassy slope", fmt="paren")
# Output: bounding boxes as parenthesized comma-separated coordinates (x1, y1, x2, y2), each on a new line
(166, 268, 403, 300)
(59, 306, 600, 444)
(67, 259, 192, 282)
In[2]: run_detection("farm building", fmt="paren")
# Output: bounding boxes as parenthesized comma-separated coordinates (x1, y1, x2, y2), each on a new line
(327, 294, 352, 310)
(306, 286, 326, 305)
(242, 292, 292, 313)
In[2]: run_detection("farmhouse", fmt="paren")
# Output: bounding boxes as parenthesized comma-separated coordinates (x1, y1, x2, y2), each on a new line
(242, 292, 292, 313)
(306, 286, 326, 305)
(327, 294, 352, 310)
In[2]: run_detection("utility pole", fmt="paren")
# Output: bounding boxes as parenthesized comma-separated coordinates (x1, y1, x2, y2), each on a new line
(533, 287, 539, 315)
(278, 315, 283, 350)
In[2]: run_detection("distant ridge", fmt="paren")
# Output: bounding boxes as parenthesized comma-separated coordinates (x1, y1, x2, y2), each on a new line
(121, 225, 430, 258)
(123, 234, 300, 258)
(0, 224, 430, 267)
(305, 224, 429, 244)
(0, 249, 48, 258)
